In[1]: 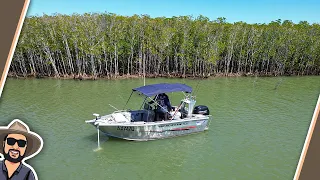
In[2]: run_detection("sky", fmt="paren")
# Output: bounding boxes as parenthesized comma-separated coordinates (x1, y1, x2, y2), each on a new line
(27, 0, 320, 24)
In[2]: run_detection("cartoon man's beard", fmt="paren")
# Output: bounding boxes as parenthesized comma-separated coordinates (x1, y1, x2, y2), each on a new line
(3, 148, 25, 163)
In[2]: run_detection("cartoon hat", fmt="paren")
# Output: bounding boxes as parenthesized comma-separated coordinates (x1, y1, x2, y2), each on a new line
(0, 119, 42, 158)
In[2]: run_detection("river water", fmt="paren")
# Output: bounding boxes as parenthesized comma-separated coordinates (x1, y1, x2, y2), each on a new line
(0, 76, 319, 179)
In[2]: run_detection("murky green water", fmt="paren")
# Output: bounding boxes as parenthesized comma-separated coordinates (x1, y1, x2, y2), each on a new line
(0, 76, 319, 179)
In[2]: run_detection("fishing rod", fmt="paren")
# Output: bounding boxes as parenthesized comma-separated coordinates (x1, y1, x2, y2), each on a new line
(192, 76, 203, 98)
(109, 104, 119, 111)
(170, 102, 184, 120)
(274, 78, 283, 90)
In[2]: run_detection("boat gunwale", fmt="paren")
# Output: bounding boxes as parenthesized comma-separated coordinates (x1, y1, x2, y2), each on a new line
(89, 115, 211, 127)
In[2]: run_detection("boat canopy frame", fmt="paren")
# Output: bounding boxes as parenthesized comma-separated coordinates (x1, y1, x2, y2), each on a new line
(123, 83, 193, 111)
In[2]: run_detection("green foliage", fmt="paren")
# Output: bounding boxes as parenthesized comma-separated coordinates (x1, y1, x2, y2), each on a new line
(11, 13, 320, 77)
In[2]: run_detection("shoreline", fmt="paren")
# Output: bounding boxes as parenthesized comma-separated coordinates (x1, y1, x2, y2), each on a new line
(6, 72, 316, 80)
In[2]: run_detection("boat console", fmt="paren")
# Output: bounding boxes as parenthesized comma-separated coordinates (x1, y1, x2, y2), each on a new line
(129, 110, 155, 122)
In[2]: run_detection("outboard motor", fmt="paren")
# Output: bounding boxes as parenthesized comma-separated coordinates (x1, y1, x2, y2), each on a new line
(193, 105, 210, 115)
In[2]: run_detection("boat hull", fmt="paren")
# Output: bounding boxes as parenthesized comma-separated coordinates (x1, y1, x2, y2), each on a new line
(87, 117, 210, 141)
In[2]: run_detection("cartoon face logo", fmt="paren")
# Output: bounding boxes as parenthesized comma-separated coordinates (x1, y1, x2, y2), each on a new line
(3, 134, 27, 163)
(0, 119, 43, 180)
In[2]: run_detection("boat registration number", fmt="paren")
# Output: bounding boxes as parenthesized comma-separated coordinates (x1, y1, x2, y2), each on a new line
(117, 126, 134, 131)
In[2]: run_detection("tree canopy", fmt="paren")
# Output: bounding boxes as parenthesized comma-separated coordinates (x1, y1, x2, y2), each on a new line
(10, 13, 320, 78)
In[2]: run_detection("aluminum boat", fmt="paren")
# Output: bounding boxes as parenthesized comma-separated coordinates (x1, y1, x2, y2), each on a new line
(85, 83, 212, 141)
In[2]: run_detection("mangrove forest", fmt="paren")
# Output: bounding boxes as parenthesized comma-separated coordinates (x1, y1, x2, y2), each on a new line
(9, 13, 320, 79)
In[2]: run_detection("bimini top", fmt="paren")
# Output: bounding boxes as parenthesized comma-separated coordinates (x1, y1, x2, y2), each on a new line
(133, 83, 192, 97)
